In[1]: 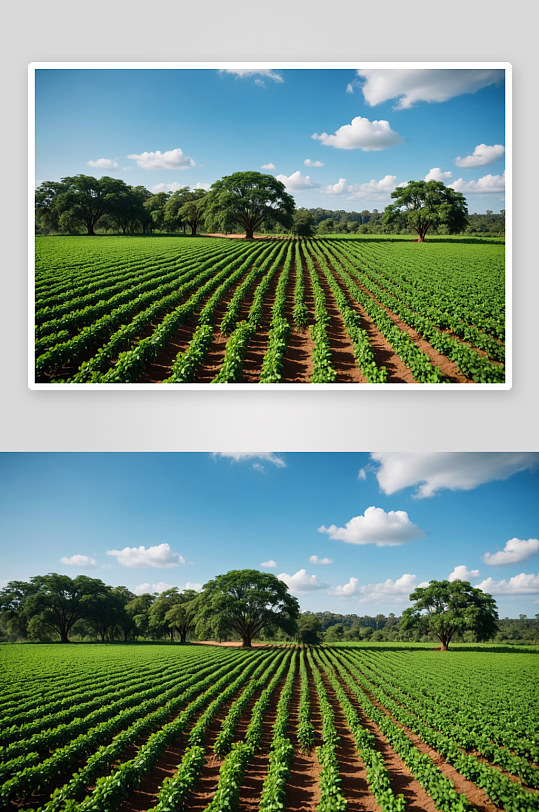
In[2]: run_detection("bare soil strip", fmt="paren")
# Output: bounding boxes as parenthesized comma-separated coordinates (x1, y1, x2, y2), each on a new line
(311, 256, 366, 383)
(317, 668, 381, 812)
(325, 251, 476, 382)
(338, 656, 499, 812)
(284, 666, 322, 812)
(241, 258, 286, 383)
(322, 255, 415, 383)
(193, 271, 265, 383)
(280, 252, 315, 383)
(237, 674, 288, 812)
(358, 268, 505, 361)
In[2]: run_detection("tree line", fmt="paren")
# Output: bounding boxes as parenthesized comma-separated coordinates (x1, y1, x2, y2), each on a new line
(0, 569, 507, 651)
(36, 172, 499, 241)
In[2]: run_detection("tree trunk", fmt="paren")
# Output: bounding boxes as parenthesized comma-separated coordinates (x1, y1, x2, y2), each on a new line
(60, 630, 70, 643)
(245, 227, 254, 240)
(242, 634, 252, 648)
(180, 629, 187, 644)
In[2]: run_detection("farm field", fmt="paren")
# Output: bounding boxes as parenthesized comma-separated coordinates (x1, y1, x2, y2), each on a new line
(34, 235, 506, 385)
(1, 644, 537, 812)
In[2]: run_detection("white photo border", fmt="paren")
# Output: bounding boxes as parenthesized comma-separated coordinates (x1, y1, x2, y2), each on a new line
(28, 61, 512, 391)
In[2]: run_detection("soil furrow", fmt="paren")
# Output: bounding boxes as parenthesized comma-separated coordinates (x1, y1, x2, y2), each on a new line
(283, 662, 322, 812)
(317, 667, 381, 812)
(310, 253, 365, 383)
(339, 655, 499, 812)
(321, 252, 415, 382)
(326, 247, 475, 382)
(241, 257, 287, 383)
(279, 250, 315, 383)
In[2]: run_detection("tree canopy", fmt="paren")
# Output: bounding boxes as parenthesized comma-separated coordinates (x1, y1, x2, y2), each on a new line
(195, 569, 299, 647)
(383, 180, 468, 242)
(205, 172, 295, 239)
(401, 579, 498, 650)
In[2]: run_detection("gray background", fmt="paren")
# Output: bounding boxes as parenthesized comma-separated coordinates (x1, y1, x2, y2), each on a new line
(3, 0, 536, 452)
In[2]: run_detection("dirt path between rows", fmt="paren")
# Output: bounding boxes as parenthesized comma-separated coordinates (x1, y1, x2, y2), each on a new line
(338, 652, 499, 812)
(309, 252, 366, 383)
(319, 248, 415, 383)
(284, 664, 322, 811)
(18, 657, 238, 810)
(325, 244, 475, 383)
(317, 664, 381, 811)
(280, 249, 315, 383)
(241, 258, 286, 383)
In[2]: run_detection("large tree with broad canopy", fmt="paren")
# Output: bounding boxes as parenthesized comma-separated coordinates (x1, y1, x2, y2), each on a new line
(401, 579, 498, 650)
(204, 172, 295, 239)
(383, 179, 468, 242)
(195, 569, 299, 647)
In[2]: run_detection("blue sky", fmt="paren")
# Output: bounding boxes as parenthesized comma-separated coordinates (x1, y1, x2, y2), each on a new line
(35, 67, 506, 214)
(1, 452, 537, 618)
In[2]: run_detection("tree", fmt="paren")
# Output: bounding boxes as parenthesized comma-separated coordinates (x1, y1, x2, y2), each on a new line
(125, 593, 156, 639)
(52, 175, 129, 235)
(164, 188, 207, 235)
(401, 579, 498, 651)
(23, 574, 111, 642)
(325, 623, 345, 642)
(195, 569, 299, 647)
(293, 210, 315, 237)
(205, 172, 295, 239)
(165, 589, 199, 643)
(296, 612, 322, 644)
(384, 180, 468, 242)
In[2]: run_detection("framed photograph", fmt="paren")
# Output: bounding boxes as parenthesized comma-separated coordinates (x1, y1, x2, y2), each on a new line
(29, 63, 510, 389)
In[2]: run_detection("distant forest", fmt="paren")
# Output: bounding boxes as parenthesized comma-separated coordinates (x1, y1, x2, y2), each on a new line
(296, 207, 505, 238)
(298, 611, 538, 645)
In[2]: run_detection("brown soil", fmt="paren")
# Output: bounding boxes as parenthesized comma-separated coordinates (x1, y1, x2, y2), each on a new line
(326, 249, 471, 383)
(321, 253, 415, 382)
(193, 641, 272, 648)
(284, 667, 322, 812)
(203, 234, 274, 240)
(317, 668, 381, 812)
(192, 266, 264, 383)
(237, 675, 288, 812)
(241, 258, 286, 383)
(280, 249, 315, 383)
(338, 654, 499, 812)
(310, 253, 366, 383)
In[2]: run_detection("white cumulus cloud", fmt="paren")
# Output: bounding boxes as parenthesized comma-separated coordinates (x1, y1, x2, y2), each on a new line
(425, 168, 453, 182)
(87, 158, 119, 169)
(60, 554, 97, 568)
(448, 565, 481, 582)
(278, 569, 328, 594)
(371, 452, 539, 498)
(330, 577, 359, 597)
(319, 506, 424, 547)
(304, 159, 324, 167)
(321, 175, 397, 202)
(352, 68, 505, 109)
(476, 573, 539, 595)
(127, 148, 195, 171)
(106, 543, 186, 568)
(310, 555, 333, 565)
(449, 172, 505, 195)
(261, 163, 276, 170)
(212, 452, 286, 468)
(312, 116, 403, 151)
(261, 560, 278, 568)
(133, 580, 202, 596)
(357, 573, 429, 604)
(151, 181, 208, 194)
(276, 171, 321, 191)
(454, 144, 505, 169)
(482, 538, 539, 567)
(220, 69, 284, 84)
